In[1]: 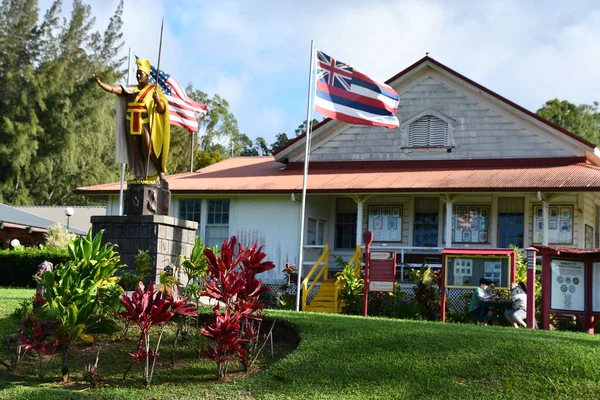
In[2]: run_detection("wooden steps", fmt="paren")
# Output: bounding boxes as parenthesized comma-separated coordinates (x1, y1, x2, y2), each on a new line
(304, 280, 339, 313)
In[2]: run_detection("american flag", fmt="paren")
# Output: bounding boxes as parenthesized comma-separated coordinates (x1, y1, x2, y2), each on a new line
(314, 49, 399, 129)
(142, 59, 208, 133)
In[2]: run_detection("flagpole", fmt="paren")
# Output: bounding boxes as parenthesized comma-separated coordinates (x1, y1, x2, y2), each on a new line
(118, 47, 135, 216)
(295, 40, 316, 312)
(190, 130, 194, 172)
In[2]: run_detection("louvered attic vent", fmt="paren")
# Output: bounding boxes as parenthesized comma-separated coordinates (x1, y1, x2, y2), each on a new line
(408, 115, 448, 147)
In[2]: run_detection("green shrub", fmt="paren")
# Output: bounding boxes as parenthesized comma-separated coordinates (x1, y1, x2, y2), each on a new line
(335, 262, 364, 315)
(0, 248, 69, 287)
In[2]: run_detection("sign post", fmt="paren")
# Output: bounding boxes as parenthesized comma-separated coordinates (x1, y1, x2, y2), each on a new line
(362, 231, 373, 317)
(525, 247, 537, 329)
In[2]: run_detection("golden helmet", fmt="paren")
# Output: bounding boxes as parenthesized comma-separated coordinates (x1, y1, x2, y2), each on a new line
(136, 58, 151, 76)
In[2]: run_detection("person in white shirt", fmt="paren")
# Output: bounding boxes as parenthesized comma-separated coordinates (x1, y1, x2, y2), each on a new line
(505, 282, 527, 328)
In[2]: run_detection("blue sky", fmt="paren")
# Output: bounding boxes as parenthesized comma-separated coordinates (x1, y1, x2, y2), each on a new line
(40, 0, 600, 146)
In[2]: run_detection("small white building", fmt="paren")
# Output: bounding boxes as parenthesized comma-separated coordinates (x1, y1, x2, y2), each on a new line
(77, 56, 600, 287)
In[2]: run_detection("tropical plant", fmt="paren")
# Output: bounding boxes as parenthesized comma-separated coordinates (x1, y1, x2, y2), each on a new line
(43, 223, 72, 250)
(335, 262, 364, 315)
(135, 249, 154, 282)
(200, 237, 275, 379)
(409, 264, 441, 321)
(509, 244, 542, 318)
(180, 236, 210, 286)
(119, 249, 154, 290)
(19, 319, 59, 381)
(120, 282, 197, 387)
(171, 237, 212, 363)
(33, 230, 122, 382)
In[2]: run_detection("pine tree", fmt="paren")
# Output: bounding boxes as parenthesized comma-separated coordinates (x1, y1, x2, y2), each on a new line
(27, 0, 124, 205)
(0, 0, 44, 204)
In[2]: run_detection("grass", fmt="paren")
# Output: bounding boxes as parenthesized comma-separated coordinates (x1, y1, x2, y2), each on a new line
(0, 287, 34, 339)
(1, 287, 600, 399)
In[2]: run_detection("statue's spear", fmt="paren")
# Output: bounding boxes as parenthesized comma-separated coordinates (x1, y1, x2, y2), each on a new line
(146, 17, 164, 179)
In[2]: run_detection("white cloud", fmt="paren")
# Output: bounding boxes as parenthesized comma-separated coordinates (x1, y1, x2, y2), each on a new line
(37, 0, 600, 145)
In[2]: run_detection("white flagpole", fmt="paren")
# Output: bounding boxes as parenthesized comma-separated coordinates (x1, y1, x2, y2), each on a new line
(295, 40, 316, 312)
(190, 130, 194, 172)
(118, 47, 135, 216)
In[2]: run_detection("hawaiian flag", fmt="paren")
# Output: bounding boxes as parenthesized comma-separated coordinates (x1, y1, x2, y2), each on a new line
(141, 58, 208, 133)
(314, 49, 399, 129)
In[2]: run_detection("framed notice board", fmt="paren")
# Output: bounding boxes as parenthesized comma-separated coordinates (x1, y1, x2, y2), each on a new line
(549, 259, 585, 312)
(444, 255, 510, 288)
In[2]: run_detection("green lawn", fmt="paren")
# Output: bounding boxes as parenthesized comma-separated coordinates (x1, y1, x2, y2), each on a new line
(1, 287, 599, 399)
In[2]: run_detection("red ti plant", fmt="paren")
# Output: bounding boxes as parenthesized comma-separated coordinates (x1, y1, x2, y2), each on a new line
(120, 281, 197, 387)
(20, 319, 59, 381)
(200, 237, 275, 379)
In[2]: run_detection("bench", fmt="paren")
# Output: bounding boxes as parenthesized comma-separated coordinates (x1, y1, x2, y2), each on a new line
(466, 300, 511, 324)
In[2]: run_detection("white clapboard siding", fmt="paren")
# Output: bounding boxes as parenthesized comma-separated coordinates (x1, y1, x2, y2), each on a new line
(304, 75, 575, 162)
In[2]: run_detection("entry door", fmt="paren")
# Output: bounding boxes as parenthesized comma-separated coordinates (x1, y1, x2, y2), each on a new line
(413, 197, 439, 247)
(497, 198, 524, 248)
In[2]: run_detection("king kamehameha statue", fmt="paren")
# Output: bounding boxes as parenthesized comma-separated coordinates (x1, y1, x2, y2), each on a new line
(93, 58, 170, 181)
(92, 57, 171, 215)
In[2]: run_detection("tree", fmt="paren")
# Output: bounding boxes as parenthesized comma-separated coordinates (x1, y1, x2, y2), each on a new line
(0, 0, 125, 205)
(167, 126, 195, 174)
(194, 152, 225, 170)
(255, 137, 270, 156)
(295, 118, 320, 136)
(536, 99, 600, 145)
(0, 0, 44, 204)
(166, 86, 242, 173)
(232, 132, 255, 156)
(269, 132, 290, 154)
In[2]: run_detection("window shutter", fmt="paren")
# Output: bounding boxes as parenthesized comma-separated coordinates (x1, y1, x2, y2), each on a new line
(408, 115, 448, 147)
(428, 116, 448, 146)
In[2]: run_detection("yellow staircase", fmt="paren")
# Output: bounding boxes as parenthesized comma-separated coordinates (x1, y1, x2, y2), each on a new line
(302, 245, 361, 314)
(304, 280, 338, 313)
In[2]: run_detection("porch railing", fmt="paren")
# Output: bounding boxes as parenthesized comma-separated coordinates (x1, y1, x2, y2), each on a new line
(301, 244, 329, 310)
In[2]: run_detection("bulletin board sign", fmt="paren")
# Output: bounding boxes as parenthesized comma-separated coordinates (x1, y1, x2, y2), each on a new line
(444, 255, 510, 288)
(368, 206, 402, 242)
(368, 251, 396, 292)
(550, 259, 585, 312)
(593, 262, 600, 313)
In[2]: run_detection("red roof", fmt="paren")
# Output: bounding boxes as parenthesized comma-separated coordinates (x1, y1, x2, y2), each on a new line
(75, 156, 600, 195)
(532, 246, 600, 257)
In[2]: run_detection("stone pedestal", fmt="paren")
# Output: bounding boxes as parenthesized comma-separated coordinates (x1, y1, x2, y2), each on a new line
(91, 215, 197, 284)
(125, 179, 171, 216)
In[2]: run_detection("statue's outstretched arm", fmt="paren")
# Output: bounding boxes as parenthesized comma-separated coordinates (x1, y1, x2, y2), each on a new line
(92, 73, 123, 95)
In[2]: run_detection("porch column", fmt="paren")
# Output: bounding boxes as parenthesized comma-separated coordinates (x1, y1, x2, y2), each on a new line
(356, 199, 364, 247)
(444, 196, 453, 249)
(542, 201, 549, 246)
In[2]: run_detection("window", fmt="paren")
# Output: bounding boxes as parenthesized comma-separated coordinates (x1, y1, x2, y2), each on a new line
(368, 206, 402, 242)
(318, 220, 325, 245)
(533, 205, 573, 244)
(306, 218, 326, 245)
(497, 198, 524, 248)
(452, 206, 490, 243)
(585, 224, 594, 249)
(335, 198, 357, 249)
(179, 199, 202, 235)
(206, 199, 230, 248)
(414, 198, 439, 247)
(408, 115, 448, 147)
